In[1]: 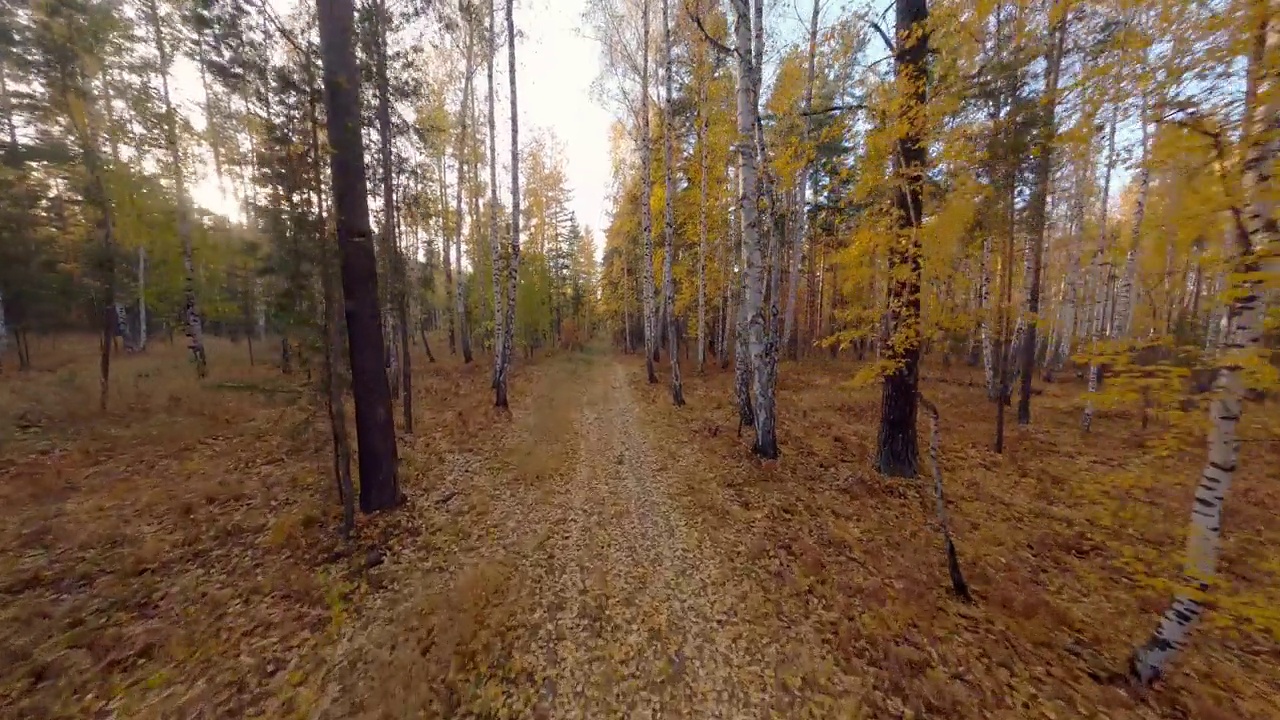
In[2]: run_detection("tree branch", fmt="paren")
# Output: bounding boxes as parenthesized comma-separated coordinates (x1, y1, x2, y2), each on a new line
(685, 3, 733, 58)
(802, 103, 868, 117)
(868, 20, 894, 53)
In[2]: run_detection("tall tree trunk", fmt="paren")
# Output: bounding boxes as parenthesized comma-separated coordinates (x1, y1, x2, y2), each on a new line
(1017, 10, 1065, 424)
(660, 0, 685, 406)
(1084, 102, 1119, 431)
(496, 0, 522, 408)
(876, 0, 928, 477)
(639, 0, 658, 383)
(453, 20, 476, 365)
(313, 97, 355, 537)
(751, 0, 781, 438)
(440, 151, 456, 354)
(994, 181, 1016, 452)
(783, 0, 821, 361)
(487, 0, 504, 395)
(695, 14, 708, 374)
(1055, 177, 1084, 369)
(316, 0, 400, 513)
(731, 0, 774, 457)
(137, 246, 147, 351)
(146, 0, 206, 378)
(720, 190, 734, 370)
(1113, 93, 1151, 342)
(980, 234, 995, 396)
(372, 0, 412, 432)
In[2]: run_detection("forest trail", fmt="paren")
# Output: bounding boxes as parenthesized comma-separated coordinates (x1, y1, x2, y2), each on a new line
(505, 356, 771, 717)
(322, 351, 798, 718)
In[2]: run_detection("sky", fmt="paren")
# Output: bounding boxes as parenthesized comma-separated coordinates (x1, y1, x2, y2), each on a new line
(183, 0, 614, 242)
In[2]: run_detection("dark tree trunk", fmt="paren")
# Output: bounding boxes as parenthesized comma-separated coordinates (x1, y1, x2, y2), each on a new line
(876, 0, 928, 478)
(317, 0, 400, 513)
(1018, 14, 1065, 425)
(420, 324, 437, 363)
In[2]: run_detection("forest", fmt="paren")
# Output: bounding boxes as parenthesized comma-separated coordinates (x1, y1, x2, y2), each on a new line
(1, 0, 1278, 716)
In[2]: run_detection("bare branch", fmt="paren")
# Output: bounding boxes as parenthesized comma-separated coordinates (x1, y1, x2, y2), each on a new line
(685, 2, 733, 58)
(801, 103, 867, 117)
(868, 20, 894, 53)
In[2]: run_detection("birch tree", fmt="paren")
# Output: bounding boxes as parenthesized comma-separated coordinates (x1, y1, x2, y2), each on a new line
(639, 0, 658, 384)
(729, 0, 775, 458)
(660, 0, 684, 405)
(144, 0, 207, 378)
(372, 0, 412, 431)
(781, 0, 820, 362)
(495, 0, 521, 408)
(1130, 6, 1278, 684)
(452, 6, 476, 365)
(487, 0, 503, 394)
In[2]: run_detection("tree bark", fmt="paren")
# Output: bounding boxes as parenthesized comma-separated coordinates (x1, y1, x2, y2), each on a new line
(372, 0, 412, 433)
(316, 0, 400, 513)
(695, 8, 709, 374)
(730, 0, 774, 457)
(661, 0, 685, 406)
(487, 0, 504, 395)
(454, 16, 476, 365)
(1017, 10, 1065, 424)
(137, 246, 147, 350)
(496, 0, 522, 408)
(639, 0, 659, 383)
(1131, 12, 1278, 684)
(783, 0, 821, 361)
(146, 0, 206, 378)
(876, 0, 928, 477)
(1112, 93, 1151, 342)
(1083, 102, 1119, 431)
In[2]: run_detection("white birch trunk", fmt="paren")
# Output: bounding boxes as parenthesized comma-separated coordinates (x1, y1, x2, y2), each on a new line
(782, 0, 821, 361)
(1133, 162, 1275, 685)
(732, 0, 774, 456)
(1084, 101, 1119, 428)
(1133, 17, 1279, 680)
(980, 234, 995, 397)
(453, 20, 476, 364)
(639, 0, 658, 382)
(487, 0, 503, 389)
(146, 0, 205, 377)
(497, 0, 521, 406)
(661, 0, 684, 404)
(1114, 90, 1152, 342)
(1056, 185, 1084, 367)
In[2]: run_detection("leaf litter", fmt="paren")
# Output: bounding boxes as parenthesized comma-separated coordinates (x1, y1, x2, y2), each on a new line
(3, 337, 1279, 719)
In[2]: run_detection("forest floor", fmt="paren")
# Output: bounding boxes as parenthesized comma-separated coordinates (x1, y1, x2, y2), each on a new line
(2, 336, 1279, 719)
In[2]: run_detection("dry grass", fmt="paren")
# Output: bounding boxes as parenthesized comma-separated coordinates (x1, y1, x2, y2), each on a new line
(5, 335, 1278, 719)
(630, 352, 1280, 719)
(0, 332, 527, 719)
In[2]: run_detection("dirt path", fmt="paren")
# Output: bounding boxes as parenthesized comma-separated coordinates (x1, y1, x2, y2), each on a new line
(513, 358, 775, 718)
(318, 353, 783, 718)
